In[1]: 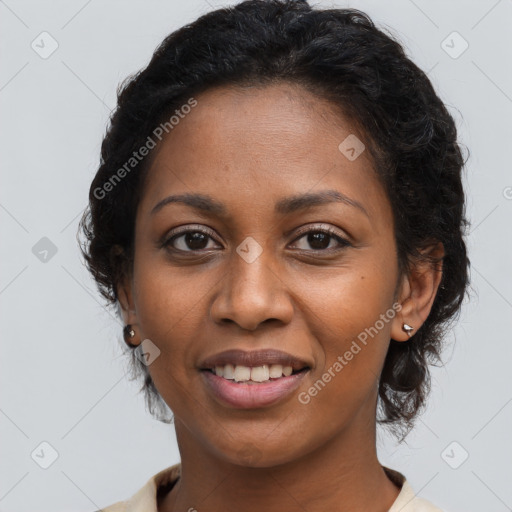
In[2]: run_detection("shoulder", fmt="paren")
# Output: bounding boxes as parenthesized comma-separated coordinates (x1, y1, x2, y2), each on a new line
(94, 462, 181, 512)
(385, 467, 444, 512)
(391, 481, 444, 511)
(93, 504, 126, 512)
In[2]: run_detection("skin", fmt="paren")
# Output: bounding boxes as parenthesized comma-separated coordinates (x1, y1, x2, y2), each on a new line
(117, 82, 443, 512)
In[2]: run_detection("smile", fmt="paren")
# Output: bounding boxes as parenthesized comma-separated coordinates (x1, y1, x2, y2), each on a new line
(200, 366, 310, 409)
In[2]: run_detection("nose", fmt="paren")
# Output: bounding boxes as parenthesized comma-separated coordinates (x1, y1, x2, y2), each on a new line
(209, 248, 294, 331)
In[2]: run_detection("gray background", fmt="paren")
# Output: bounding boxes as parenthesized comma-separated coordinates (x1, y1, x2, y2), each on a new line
(1, 1, 511, 511)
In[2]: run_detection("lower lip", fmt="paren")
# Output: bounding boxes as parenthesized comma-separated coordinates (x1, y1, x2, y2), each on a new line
(200, 369, 309, 409)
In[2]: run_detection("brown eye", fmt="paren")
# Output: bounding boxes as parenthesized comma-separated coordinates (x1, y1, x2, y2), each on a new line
(163, 227, 220, 252)
(291, 227, 351, 252)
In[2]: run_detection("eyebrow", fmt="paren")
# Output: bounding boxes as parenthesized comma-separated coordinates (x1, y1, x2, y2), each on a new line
(150, 189, 369, 218)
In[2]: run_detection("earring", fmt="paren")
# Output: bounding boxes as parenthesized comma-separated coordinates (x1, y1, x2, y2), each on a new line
(123, 324, 138, 348)
(402, 323, 414, 337)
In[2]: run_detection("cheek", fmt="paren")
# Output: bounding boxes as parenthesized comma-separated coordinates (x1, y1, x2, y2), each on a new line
(131, 251, 211, 369)
(131, 262, 209, 412)
(133, 234, 203, 319)
(301, 259, 397, 406)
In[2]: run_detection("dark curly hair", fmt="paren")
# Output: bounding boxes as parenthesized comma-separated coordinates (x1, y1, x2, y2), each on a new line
(78, 0, 470, 438)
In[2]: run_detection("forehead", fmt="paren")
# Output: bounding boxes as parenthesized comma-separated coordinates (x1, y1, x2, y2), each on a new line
(138, 82, 390, 224)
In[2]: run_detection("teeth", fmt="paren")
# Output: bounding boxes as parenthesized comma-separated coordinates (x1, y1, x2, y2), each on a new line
(212, 364, 295, 382)
(223, 364, 235, 379)
(233, 365, 251, 382)
(250, 365, 269, 382)
(269, 364, 283, 378)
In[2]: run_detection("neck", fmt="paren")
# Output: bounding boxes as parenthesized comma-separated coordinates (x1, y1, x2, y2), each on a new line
(160, 399, 400, 512)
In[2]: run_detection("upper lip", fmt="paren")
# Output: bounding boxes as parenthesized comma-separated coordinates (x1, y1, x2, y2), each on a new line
(199, 349, 311, 372)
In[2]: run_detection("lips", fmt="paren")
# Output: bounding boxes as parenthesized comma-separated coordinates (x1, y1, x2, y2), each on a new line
(201, 369, 309, 408)
(199, 348, 311, 372)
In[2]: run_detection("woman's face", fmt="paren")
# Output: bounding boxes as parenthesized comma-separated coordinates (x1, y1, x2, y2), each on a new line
(122, 82, 408, 466)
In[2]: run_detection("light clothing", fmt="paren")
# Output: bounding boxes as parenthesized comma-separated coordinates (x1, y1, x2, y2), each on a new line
(96, 463, 443, 512)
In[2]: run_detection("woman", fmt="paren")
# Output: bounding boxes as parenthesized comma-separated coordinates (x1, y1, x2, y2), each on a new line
(79, 0, 469, 510)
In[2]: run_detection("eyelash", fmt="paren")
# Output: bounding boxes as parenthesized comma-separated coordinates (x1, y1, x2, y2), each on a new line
(161, 224, 351, 254)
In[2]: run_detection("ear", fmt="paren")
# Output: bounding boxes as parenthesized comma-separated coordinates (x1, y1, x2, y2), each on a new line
(112, 245, 139, 334)
(391, 242, 444, 342)
(117, 276, 137, 326)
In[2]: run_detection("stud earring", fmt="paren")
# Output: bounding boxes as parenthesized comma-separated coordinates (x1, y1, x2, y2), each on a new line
(123, 324, 138, 348)
(402, 323, 414, 337)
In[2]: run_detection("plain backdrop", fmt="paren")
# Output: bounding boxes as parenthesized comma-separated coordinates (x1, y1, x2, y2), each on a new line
(1, 1, 511, 511)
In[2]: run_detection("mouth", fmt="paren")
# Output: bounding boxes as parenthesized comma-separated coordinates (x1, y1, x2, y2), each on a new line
(200, 366, 311, 409)
(198, 348, 312, 408)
